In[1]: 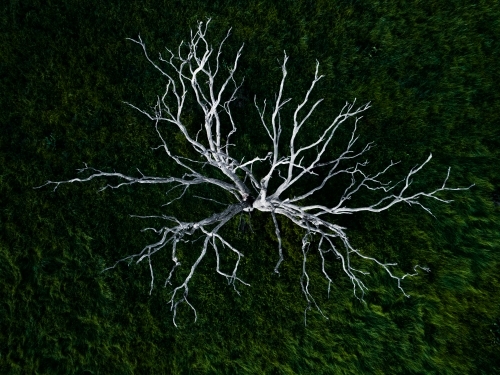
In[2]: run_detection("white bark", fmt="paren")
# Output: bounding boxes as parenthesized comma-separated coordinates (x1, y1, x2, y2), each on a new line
(35, 19, 473, 326)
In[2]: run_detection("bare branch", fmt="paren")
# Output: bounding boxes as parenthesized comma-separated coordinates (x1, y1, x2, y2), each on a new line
(35, 19, 472, 326)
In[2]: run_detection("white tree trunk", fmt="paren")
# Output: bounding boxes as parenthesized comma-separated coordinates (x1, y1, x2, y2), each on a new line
(35, 19, 472, 326)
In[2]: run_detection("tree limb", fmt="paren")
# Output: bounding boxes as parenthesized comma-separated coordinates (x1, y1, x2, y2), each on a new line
(35, 19, 473, 326)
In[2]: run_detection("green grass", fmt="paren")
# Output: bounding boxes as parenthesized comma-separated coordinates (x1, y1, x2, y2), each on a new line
(1, 0, 499, 373)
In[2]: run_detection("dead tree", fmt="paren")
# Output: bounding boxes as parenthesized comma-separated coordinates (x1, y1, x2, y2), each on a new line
(35, 19, 472, 326)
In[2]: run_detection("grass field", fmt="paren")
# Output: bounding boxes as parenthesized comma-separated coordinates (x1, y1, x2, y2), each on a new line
(1, 0, 499, 373)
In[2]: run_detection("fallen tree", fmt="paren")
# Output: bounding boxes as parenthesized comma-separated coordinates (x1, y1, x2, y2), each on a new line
(36, 19, 472, 326)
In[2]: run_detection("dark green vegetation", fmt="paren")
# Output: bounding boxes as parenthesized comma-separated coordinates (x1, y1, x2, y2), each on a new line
(1, 0, 499, 373)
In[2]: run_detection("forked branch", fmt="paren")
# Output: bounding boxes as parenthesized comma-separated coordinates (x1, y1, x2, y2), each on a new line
(35, 19, 473, 326)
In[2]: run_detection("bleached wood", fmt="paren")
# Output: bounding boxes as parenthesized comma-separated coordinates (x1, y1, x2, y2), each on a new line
(35, 19, 472, 326)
